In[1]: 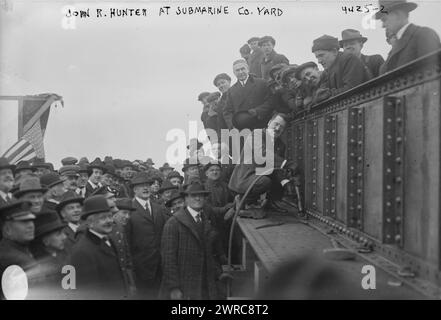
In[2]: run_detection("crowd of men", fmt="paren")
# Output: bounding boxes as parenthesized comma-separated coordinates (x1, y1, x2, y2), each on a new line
(1, 0, 441, 301)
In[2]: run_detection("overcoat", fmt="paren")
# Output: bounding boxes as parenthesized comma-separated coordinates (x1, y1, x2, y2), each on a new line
(261, 50, 290, 80)
(159, 207, 223, 300)
(248, 48, 264, 78)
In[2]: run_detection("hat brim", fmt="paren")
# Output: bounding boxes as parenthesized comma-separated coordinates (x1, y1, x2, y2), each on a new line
(0, 164, 16, 171)
(295, 62, 318, 80)
(182, 164, 200, 172)
(130, 180, 153, 188)
(339, 37, 368, 47)
(13, 187, 48, 198)
(56, 197, 84, 212)
(182, 190, 211, 196)
(35, 222, 66, 238)
(81, 209, 110, 220)
(165, 195, 185, 207)
(8, 212, 36, 221)
(14, 167, 37, 173)
(46, 180, 64, 189)
(159, 186, 179, 193)
(87, 165, 107, 174)
(375, 2, 417, 19)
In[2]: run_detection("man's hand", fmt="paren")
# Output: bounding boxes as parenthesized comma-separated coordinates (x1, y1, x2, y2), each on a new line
(170, 288, 184, 300)
(248, 108, 257, 117)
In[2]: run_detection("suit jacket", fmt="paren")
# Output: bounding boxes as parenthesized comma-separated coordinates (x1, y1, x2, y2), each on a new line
(85, 181, 100, 198)
(125, 198, 168, 289)
(0, 193, 13, 207)
(223, 75, 273, 129)
(69, 229, 127, 299)
(324, 51, 369, 96)
(380, 23, 441, 74)
(228, 129, 286, 195)
(62, 225, 80, 255)
(159, 208, 223, 300)
(248, 48, 265, 78)
(261, 50, 290, 80)
(361, 54, 385, 79)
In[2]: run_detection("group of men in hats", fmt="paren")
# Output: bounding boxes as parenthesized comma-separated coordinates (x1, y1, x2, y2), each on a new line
(199, 0, 440, 137)
(0, 152, 239, 300)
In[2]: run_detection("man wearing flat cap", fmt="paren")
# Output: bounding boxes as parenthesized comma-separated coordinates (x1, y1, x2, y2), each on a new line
(125, 172, 168, 298)
(85, 158, 106, 198)
(0, 200, 37, 298)
(339, 29, 385, 79)
(13, 177, 47, 215)
(56, 190, 84, 254)
(247, 37, 265, 78)
(69, 195, 128, 299)
(312, 34, 369, 100)
(160, 182, 227, 300)
(259, 36, 290, 80)
(59, 164, 80, 193)
(223, 59, 274, 130)
(375, 0, 440, 74)
(213, 73, 232, 132)
(40, 172, 67, 213)
(0, 158, 15, 207)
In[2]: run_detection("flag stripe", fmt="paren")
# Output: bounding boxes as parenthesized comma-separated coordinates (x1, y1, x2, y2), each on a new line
(4, 141, 32, 162)
(2, 139, 27, 158)
(9, 144, 33, 164)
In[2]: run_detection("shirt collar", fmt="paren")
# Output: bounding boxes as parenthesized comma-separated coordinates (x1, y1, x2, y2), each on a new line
(68, 222, 78, 233)
(136, 196, 150, 207)
(89, 228, 107, 240)
(0, 190, 11, 200)
(88, 180, 98, 189)
(396, 22, 411, 40)
(240, 75, 250, 86)
(187, 206, 201, 222)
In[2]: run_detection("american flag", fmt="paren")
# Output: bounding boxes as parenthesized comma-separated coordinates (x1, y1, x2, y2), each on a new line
(0, 93, 62, 164)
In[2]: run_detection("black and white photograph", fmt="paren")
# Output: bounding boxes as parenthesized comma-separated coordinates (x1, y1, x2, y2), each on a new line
(1, 0, 441, 305)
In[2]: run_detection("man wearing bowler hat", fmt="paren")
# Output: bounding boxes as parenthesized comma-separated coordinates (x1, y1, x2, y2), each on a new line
(69, 195, 128, 299)
(312, 35, 369, 100)
(160, 182, 227, 300)
(40, 172, 67, 213)
(0, 200, 37, 298)
(339, 29, 385, 79)
(223, 59, 274, 130)
(56, 191, 84, 254)
(375, 0, 440, 74)
(0, 158, 15, 207)
(13, 177, 47, 215)
(85, 158, 106, 198)
(259, 36, 290, 81)
(125, 171, 168, 298)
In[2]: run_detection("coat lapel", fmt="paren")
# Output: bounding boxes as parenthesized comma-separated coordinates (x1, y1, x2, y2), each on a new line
(385, 24, 417, 64)
(132, 198, 154, 223)
(233, 77, 257, 109)
(86, 230, 116, 258)
(175, 208, 202, 243)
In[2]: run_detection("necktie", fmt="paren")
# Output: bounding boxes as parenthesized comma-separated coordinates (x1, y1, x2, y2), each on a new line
(102, 236, 112, 248)
(5, 194, 12, 202)
(195, 213, 202, 224)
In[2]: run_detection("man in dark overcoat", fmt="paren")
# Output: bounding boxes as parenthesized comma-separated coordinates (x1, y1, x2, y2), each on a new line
(375, 0, 441, 74)
(247, 37, 265, 78)
(56, 190, 84, 254)
(259, 36, 290, 80)
(125, 172, 168, 298)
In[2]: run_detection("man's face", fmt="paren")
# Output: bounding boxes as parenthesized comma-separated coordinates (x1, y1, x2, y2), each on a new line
(249, 41, 259, 51)
(151, 180, 161, 194)
(113, 210, 130, 226)
(61, 202, 83, 224)
(42, 230, 67, 251)
(268, 115, 287, 138)
(62, 175, 78, 191)
(3, 220, 34, 243)
(50, 183, 67, 201)
(89, 169, 103, 184)
(20, 192, 44, 214)
(169, 177, 182, 187)
(171, 198, 185, 213)
(314, 50, 338, 70)
(186, 166, 200, 178)
(122, 167, 134, 180)
(101, 173, 114, 187)
(133, 183, 151, 200)
(215, 79, 231, 94)
(301, 67, 321, 87)
(286, 74, 302, 91)
(342, 40, 363, 57)
(161, 189, 174, 202)
(15, 169, 33, 180)
(261, 41, 274, 55)
(0, 168, 14, 192)
(105, 193, 117, 212)
(233, 62, 249, 82)
(381, 11, 405, 36)
(77, 172, 88, 188)
(206, 165, 221, 181)
(185, 193, 205, 211)
(88, 211, 113, 235)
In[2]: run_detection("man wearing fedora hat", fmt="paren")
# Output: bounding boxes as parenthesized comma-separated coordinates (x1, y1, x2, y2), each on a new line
(157, 180, 179, 206)
(259, 36, 290, 81)
(125, 171, 168, 298)
(0, 158, 15, 207)
(160, 182, 226, 300)
(40, 172, 67, 213)
(339, 29, 385, 79)
(223, 59, 274, 130)
(13, 177, 47, 215)
(167, 170, 184, 187)
(69, 195, 128, 299)
(56, 191, 84, 254)
(0, 200, 37, 298)
(164, 189, 185, 215)
(14, 160, 37, 181)
(375, 0, 440, 74)
(85, 158, 106, 198)
(312, 34, 369, 99)
(31, 158, 54, 177)
(159, 163, 174, 181)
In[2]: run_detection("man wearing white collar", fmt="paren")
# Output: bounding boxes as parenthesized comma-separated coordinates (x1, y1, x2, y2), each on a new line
(376, 0, 440, 74)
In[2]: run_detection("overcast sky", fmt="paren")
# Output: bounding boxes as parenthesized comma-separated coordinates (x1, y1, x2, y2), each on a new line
(1, 0, 441, 170)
